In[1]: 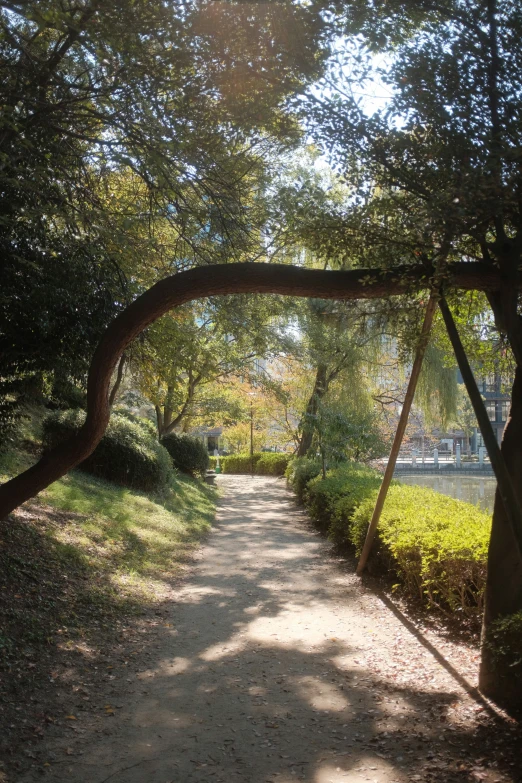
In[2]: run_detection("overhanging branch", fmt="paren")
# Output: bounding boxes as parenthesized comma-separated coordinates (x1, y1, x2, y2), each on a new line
(0, 261, 510, 519)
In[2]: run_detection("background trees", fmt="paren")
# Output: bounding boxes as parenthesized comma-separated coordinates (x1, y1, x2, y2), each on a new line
(2, 0, 522, 709)
(0, 0, 329, 437)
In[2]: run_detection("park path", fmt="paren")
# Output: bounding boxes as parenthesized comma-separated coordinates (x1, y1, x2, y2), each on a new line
(21, 476, 517, 783)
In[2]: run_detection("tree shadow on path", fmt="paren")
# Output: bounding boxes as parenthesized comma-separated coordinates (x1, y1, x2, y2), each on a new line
(22, 476, 521, 783)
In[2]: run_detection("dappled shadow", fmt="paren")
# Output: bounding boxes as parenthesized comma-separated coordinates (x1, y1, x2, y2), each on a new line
(21, 476, 520, 783)
(0, 471, 217, 775)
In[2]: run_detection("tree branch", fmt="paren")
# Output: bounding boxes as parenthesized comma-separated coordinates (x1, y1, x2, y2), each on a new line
(0, 260, 512, 519)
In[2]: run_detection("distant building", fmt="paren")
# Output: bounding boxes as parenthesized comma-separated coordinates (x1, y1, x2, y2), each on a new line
(477, 373, 511, 446)
(190, 426, 223, 454)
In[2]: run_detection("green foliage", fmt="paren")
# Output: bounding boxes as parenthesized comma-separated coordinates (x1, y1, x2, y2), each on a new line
(255, 453, 291, 476)
(219, 452, 290, 476)
(0, 0, 329, 444)
(309, 400, 388, 470)
(161, 433, 209, 477)
(43, 410, 173, 493)
(285, 457, 322, 501)
(0, 226, 124, 439)
(305, 463, 382, 530)
(114, 408, 158, 439)
(351, 485, 491, 615)
(287, 455, 490, 617)
(221, 453, 262, 474)
(49, 379, 87, 410)
(487, 612, 522, 681)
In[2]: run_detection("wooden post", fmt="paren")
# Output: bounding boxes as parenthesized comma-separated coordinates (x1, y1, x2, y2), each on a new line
(250, 399, 254, 477)
(356, 293, 438, 575)
(438, 295, 522, 557)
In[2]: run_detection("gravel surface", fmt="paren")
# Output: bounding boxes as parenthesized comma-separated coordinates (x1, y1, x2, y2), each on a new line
(17, 475, 521, 783)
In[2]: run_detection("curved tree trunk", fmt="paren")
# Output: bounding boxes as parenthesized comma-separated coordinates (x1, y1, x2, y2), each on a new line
(0, 261, 510, 519)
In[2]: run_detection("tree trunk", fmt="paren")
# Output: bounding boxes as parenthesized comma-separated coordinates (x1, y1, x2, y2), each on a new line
(155, 386, 174, 439)
(479, 366, 522, 708)
(296, 364, 328, 457)
(0, 261, 514, 520)
(108, 354, 125, 407)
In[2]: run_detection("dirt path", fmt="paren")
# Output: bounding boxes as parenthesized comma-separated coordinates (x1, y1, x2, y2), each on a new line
(19, 476, 520, 783)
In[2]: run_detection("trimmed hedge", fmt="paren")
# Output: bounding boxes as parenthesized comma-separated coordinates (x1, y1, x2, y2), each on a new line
(351, 485, 491, 614)
(220, 452, 291, 476)
(221, 452, 261, 473)
(287, 456, 492, 618)
(256, 453, 291, 475)
(161, 432, 209, 477)
(43, 410, 173, 492)
(305, 463, 382, 531)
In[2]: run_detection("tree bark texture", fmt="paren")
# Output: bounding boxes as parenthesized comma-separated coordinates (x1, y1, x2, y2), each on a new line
(0, 261, 513, 519)
(108, 354, 126, 407)
(479, 367, 522, 708)
(296, 363, 328, 457)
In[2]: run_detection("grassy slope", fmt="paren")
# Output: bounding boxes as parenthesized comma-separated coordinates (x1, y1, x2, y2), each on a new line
(0, 413, 217, 773)
(0, 407, 216, 693)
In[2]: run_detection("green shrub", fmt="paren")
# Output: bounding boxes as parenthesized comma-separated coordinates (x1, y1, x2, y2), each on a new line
(285, 457, 491, 618)
(161, 432, 209, 477)
(305, 463, 382, 530)
(328, 466, 384, 543)
(220, 452, 291, 476)
(48, 378, 86, 410)
(114, 408, 157, 438)
(221, 452, 262, 473)
(255, 453, 291, 476)
(43, 409, 173, 492)
(351, 484, 491, 615)
(285, 457, 321, 501)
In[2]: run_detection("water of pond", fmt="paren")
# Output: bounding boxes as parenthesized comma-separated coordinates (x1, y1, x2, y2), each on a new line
(398, 474, 497, 513)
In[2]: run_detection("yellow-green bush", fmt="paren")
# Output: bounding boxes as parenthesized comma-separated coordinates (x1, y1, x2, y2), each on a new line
(287, 458, 491, 617)
(255, 453, 291, 476)
(221, 452, 261, 473)
(305, 463, 382, 530)
(351, 484, 491, 614)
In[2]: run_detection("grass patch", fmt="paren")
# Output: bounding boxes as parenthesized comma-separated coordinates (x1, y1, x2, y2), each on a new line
(0, 461, 217, 671)
(0, 413, 217, 771)
(43, 470, 216, 600)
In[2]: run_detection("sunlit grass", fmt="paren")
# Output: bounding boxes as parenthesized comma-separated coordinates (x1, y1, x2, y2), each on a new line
(1, 425, 217, 612)
(41, 469, 217, 602)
